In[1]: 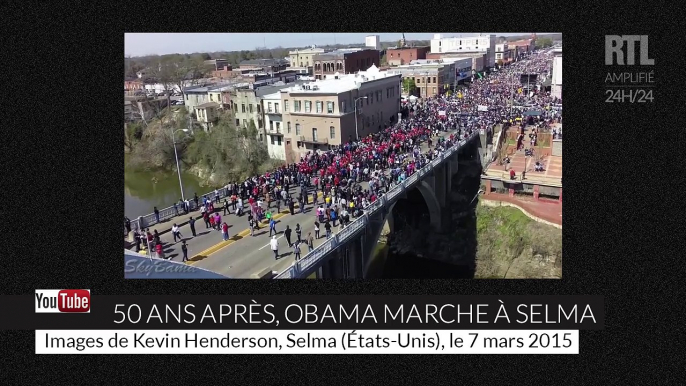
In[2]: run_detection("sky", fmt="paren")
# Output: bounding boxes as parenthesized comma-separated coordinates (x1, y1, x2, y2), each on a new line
(124, 33, 540, 57)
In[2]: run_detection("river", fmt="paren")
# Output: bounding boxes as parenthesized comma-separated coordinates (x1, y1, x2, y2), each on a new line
(124, 154, 216, 219)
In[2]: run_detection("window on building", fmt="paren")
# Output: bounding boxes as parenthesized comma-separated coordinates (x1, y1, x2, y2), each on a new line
(367, 94, 370, 105)
(275, 122, 280, 132)
(258, 119, 263, 128)
(284, 100, 289, 112)
(433, 87, 436, 94)
(330, 126, 335, 139)
(274, 103, 279, 113)
(260, 134, 263, 141)
(249, 104, 253, 113)
(270, 120, 273, 131)
(241, 104, 245, 113)
(327, 101, 334, 114)
(210, 94, 214, 101)
(287, 122, 291, 133)
(277, 137, 282, 146)
(294, 100, 301, 112)
(377, 91, 381, 102)
(242, 119, 247, 127)
(295, 123, 301, 135)
(312, 128, 318, 141)
(236, 119, 240, 126)
(416, 77, 420, 83)
(315, 101, 322, 113)
(305, 101, 311, 113)
(387, 88, 390, 98)
(268, 102, 272, 113)
(271, 136, 275, 145)
(341, 101, 346, 113)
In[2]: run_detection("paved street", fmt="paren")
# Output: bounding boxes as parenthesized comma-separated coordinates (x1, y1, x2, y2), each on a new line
(136, 128, 458, 278)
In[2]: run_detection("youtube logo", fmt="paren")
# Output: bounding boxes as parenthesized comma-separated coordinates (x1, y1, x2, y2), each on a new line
(35, 289, 91, 313)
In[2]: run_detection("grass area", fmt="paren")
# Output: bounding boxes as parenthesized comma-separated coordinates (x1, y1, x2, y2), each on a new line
(475, 205, 562, 279)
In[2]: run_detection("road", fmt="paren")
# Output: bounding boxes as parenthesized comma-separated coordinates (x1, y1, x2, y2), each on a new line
(138, 128, 458, 278)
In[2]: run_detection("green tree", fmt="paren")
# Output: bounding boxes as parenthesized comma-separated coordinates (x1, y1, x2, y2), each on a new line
(201, 53, 212, 60)
(535, 38, 553, 48)
(380, 54, 388, 66)
(402, 77, 416, 95)
(185, 112, 269, 182)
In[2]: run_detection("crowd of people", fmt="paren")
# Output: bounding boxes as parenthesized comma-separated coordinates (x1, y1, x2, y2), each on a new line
(126, 48, 561, 262)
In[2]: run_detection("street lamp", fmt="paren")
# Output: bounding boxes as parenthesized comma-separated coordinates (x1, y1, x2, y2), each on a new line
(171, 128, 190, 201)
(354, 96, 367, 141)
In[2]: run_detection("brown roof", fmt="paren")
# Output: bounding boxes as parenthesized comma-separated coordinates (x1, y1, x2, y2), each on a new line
(509, 40, 533, 46)
(196, 102, 220, 109)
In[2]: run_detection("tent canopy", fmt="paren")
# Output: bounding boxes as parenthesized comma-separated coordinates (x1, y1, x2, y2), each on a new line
(523, 110, 544, 116)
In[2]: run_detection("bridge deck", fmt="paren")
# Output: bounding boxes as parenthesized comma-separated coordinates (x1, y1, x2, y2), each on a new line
(127, 128, 461, 278)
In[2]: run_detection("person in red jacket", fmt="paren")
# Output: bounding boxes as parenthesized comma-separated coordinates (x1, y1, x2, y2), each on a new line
(222, 222, 230, 241)
(155, 243, 164, 259)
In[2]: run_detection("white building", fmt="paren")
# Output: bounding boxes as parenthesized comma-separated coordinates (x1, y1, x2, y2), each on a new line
(262, 92, 286, 160)
(365, 35, 380, 50)
(430, 34, 496, 69)
(552, 48, 562, 99)
(288, 47, 326, 69)
(495, 43, 509, 63)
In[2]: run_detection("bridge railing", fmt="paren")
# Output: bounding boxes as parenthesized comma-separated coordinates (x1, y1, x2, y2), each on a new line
(136, 189, 230, 230)
(274, 132, 479, 279)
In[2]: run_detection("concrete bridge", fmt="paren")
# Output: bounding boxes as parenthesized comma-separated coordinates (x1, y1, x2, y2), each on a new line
(275, 130, 486, 279)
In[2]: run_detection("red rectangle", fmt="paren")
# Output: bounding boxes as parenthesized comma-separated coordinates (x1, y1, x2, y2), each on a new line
(57, 289, 90, 313)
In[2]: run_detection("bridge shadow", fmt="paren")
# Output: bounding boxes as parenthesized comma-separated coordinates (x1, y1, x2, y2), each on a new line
(377, 149, 481, 279)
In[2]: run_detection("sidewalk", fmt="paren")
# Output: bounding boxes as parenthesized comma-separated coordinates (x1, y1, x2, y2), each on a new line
(481, 192, 562, 226)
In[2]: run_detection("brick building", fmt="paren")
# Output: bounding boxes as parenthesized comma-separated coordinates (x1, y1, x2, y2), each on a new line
(279, 64, 401, 162)
(312, 49, 380, 80)
(386, 46, 430, 66)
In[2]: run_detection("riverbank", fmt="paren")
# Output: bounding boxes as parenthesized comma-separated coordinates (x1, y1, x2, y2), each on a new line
(475, 204, 562, 279)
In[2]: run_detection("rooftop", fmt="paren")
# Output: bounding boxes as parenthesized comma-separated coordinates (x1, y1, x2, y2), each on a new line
(509, 39, 533, 46)
(281, 64, 399, 94)
(314, 48, 374, 59)
(261, 92, 282, 101)
(240, 58, 289, 66)
(387, 46, 430, 50)
(289, 47, 326, 55)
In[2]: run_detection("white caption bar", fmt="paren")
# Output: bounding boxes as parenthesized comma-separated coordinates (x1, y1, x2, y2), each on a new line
(36, 330, 578, 354)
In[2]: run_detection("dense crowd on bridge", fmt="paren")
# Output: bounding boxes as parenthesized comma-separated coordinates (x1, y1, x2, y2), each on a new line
(127, 48, 562, 261)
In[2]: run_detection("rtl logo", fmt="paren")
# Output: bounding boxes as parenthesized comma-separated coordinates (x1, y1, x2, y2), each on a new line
(605, 35, 655, 65)
(35, 289, 91, 313)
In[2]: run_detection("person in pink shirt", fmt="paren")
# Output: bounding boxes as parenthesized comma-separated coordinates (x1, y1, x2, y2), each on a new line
(214, 213, 221, 231)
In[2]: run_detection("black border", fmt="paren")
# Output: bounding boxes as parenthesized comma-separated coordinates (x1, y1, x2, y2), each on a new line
(2, 2, 684, 383)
